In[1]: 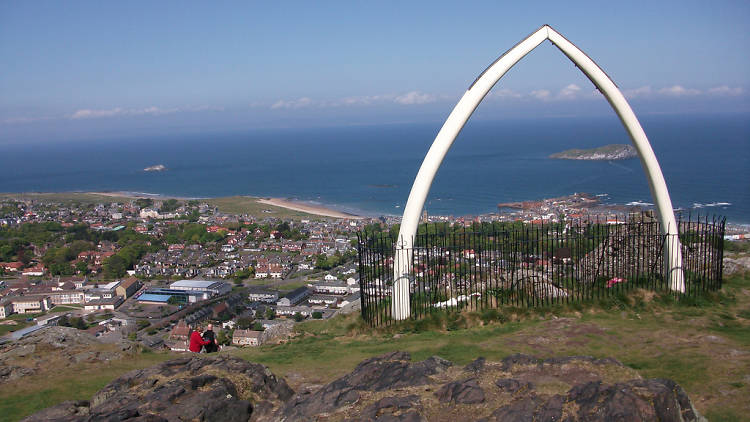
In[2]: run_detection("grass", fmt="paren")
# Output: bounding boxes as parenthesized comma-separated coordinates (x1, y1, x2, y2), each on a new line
(0, 192, 135, 205)
(48, 305, 83, 312)
(231, 271, 750, 419)
(204, 196, 322, 220)
(0, 192, 326, 220)
(5, 271, 750, 421)
(0, 351, 171, 421)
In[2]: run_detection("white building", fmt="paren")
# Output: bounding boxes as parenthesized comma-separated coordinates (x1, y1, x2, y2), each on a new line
(232, 329, 263, 346)
(248, 290, 279, 303)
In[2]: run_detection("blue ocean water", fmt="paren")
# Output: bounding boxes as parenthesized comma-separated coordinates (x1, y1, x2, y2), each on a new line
(3, 114, 749, 223)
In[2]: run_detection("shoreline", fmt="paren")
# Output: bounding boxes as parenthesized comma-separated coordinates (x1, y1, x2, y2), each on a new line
(2, 191, 746, 226)
(256, 198, 363, 219)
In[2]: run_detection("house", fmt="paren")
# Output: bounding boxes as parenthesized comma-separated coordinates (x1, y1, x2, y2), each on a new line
(276, 287, 310, 307)
(248, 290, 279, 303)
(9, 295, 51, 314)
(324, 274, 338, 282)
(0, 301, 14, 318)
(254, 264, 269, 279)
(232, 329, 263, 346)
(0, 262, 24, 273)
(22, 264, 46, 277)
(308, 295, 340, 307)
(49, 290, 85, 305)
(268, 263, 283, 279)
(84, 296, 123, 311)
(170, 320, 190, 340)
(115, 277, 140, 299)
(275, 305, 312, 317)
(309, 281, 349, 295)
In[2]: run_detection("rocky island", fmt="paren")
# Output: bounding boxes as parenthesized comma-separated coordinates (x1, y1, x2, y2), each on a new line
(550, 144, 637, 160)
(143, 164, 167, 172)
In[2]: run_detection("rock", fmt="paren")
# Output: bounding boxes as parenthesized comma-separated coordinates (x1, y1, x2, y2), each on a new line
(500, 353, 539, 371)
(479, 394, 550, 422)
(26, 352, 706, 422)
(279, 352, 450, 420)
(1, 326, 135, 384)
(360, 395, 424, 421)
(549, 144, 638, 160)
(23, 355, 293, 422)
(724, 255, 750, 276)
(494, 378, 533, 393)
(566, 379, 707, 422)
(435, 378, 485, 404)
(464, 357, 486, 373)
(20, 400, 90, 421)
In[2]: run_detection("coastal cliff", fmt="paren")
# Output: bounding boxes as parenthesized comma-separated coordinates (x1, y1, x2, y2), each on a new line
(550, 144, 637, 160)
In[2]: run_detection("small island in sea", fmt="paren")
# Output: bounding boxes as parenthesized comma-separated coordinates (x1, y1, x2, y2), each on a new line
(143, 164, 167, 172)
(549, 144, 637, 160)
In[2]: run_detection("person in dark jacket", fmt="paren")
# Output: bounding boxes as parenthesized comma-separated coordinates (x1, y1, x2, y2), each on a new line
(189, 326, 211, 352)
(202, 323, 219, 353)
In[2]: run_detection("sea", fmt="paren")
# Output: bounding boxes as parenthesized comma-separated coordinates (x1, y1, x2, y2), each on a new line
(3, 113, 749, 224)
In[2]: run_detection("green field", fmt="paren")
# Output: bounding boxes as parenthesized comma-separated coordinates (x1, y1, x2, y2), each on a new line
(204, 196, 324, 220)
(0, 192, 331, 220)
(2, 272, 749, 421)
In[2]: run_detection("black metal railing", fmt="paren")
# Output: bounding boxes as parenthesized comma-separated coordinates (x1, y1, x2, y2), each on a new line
(357, 214, 725, 326)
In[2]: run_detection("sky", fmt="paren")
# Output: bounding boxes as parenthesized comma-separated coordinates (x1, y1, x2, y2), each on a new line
(1, 1, 749, 144)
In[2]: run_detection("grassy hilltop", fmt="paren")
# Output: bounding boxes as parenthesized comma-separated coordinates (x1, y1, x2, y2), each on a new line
(2, 272, 749, 421)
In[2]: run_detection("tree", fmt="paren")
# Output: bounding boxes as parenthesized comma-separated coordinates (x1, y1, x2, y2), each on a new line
(217, 329, 231, 346)
(312, 311, 323, 319)
(75, 260, 89, 275)
(265, 308, 276, 320)
(236, 317, 253, 330)
(293, 312, 304, 322)
(136, 198, 153, 208)
(252, 321, 264, 331)
(167, 296, 181, 306)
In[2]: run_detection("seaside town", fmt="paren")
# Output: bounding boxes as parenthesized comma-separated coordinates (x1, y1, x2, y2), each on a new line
(0, 193, 747, 353)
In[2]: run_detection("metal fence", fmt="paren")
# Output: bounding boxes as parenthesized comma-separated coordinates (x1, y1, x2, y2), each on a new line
(356, 214, 725, 326)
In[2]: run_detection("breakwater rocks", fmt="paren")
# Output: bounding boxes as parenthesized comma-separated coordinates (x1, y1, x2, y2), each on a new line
(550, 144, 638, 160)
(25, 352, 706, 422)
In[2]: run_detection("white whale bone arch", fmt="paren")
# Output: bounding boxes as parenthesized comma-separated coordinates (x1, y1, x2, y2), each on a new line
(392, 25, 684, 320)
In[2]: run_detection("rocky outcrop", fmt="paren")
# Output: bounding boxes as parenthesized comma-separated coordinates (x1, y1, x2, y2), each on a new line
(279, 351, 452, 420)
(724, 254, 750, 276)
(25, 352, 706, 422)
(23, 355, 293, 422)
(278, 352, 705, 422)
(0, 326, 134, 383)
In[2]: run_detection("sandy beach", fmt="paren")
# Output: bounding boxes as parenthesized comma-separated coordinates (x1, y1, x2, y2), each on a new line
(257, 198, 362, 219)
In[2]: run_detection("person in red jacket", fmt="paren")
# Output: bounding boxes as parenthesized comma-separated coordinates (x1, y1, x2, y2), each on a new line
(188, 327, 211, 352)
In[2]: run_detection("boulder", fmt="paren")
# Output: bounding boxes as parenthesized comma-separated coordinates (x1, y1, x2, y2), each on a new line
(23, 355, 293, 422)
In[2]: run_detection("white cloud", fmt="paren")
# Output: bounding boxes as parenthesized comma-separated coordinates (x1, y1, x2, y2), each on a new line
(530, 89, 551, 100)
(708, 85, 743, 96)
(71, 108, 125, 119)
(68, 106, 204, 119)
(623, 86, 652, 99)
(657, 85, 701, 97)
(394, 91, 436, 105)
(490, 88, 522, 99)
(270, 97, 315, 110)
(337, 94, 396, 106)
(557, 84, 582, 100)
